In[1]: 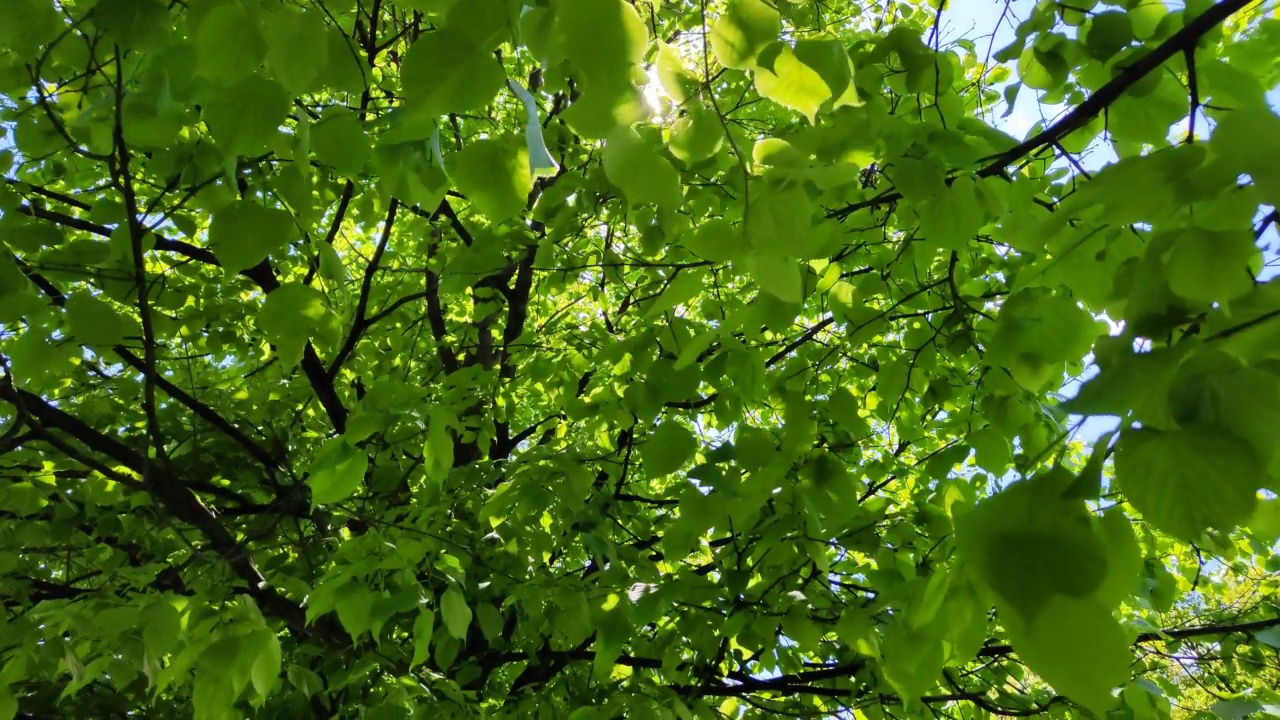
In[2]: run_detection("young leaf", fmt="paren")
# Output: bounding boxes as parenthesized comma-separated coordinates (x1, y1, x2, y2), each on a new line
(411, 608, 435, 669)
(1114, 426, 1261, 542)
(265, 8, 329, 94)
(1005, 595, 1130, 716)
(399, 29, 506, 116)
(603, 126, 682, 211)
(450, 138, 533, 223)
(440, 587, 472, 640)
(709, 0, 781, 70)
(640, 422, 698, 477)
(307, 438, 369, 506)
(65, 293, 129, 348)
(207, 199, 296, 272)
(311, 108, 369, 177)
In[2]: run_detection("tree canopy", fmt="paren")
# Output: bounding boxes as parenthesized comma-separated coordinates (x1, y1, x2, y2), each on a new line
(2, 0, 1280, 717)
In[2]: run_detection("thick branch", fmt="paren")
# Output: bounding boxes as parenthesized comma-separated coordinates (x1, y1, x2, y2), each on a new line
(15, 199, 348, 432)
(0, 383, 309, 634)
(17, 260, 282, 473)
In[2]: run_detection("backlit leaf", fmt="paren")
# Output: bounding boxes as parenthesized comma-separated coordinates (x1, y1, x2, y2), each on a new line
(640, 422, 698, 477)
(1114, 426, 1261, 541)
(603, 126, 682, 211)
(709, 0, 781, 70)
(307, 438, 369, 506)
(400, 29, 506, 115)
(208, 201, 297, 274)
(440, 587, 472, 640)
(451, 138, 533, 222)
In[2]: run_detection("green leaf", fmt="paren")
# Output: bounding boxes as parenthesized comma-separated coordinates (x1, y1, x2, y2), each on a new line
(91, 0, 168, 48)
(1114, 426, 1261, 541)
(265, 9, 329, 94)
(656, 42, 698, 104)
(1127, 0, 1167, 41)
(968, 426, 1011, 474)
(317, 242, 347, 284)
(399, 28, 506, 115)
(1093, 510, 1143, 607)
(753, 42, 832, 123)
(683, 217, 741, 262)
(451, 138, 533, 222)
(709, 0, 781, 70)
(441, 0, 510, 48)
(207, 199, 296, 272)
(917, 176, 986, 251)
(880, 620, 944, 704)
(792, 35, 859, 109)
(311, 108, 369, 176)
(668, 103, 725, 163)
(745, 251, 802, 304)
(307, 438, 369, 506)
(201, 75, 291, 156)
(555, 0, 648, 94)
(1164, 227, 1258, 304)
(1247, 497, 1280, 544)
(194, 3, 265, 83)
(1084, 12, 1134, 60)
(333, 582, 375, 641)
(424, 410, 454, 484)
(375, 140, 449, 210)
(65, 293, 129, 348)
(411, 608, 435, 669)
(1252, 625, 1280, 650)
(1211, 698, 1266, 720)
(1167, 348, 1280, 472)
(885, 156, 946, 202)
(644, 269, 707, 319)
(325, 26, 369, 94)
(603, 126, 682, 211)
(1018, 45, 1069, 91)
(476, 603, 504, 641)
(957, 478, 1110, 620)
(440, 586, 472, 640)
(1005, 595, 1130, 715)
(249, 630, 282, 699)
(640, 422, 698, 477)
(1062, 344, 1181, 427)
(986, 288, 1102, 391)
(258, 283, 329, 353)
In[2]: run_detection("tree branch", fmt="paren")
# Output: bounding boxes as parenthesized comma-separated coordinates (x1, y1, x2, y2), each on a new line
(828, 0, 1257, 220)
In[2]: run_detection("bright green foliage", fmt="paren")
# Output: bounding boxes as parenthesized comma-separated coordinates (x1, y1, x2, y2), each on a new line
(449, 138, 533, 222)
(709, 0, 782, 70)
(311, 109, 370, 177)
(307, 437, 371, 506)
(399, 28, 506, 116)
(1115, 426, 1261, 541)
(208, 200, 297, 274)
(603, 126, 682, 210)
(2, 0, 1280, 718)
